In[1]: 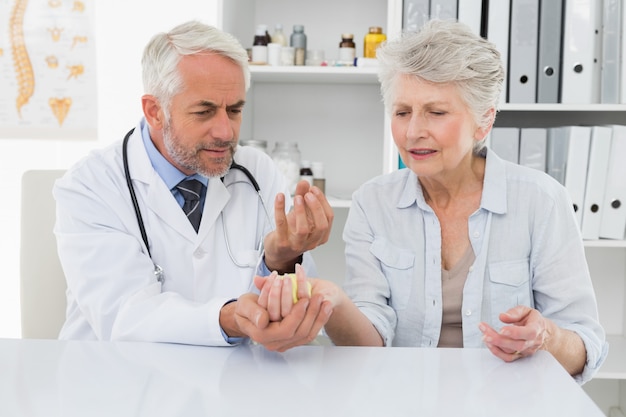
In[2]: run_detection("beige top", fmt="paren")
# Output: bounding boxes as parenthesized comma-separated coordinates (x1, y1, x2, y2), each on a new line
(438, 246, 476, 348)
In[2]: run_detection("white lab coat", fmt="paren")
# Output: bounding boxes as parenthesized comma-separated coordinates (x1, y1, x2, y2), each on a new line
(54, 122, 316, 346)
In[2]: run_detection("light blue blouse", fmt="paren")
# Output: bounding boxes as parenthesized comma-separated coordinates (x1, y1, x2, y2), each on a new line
(343, 147, 608, 383)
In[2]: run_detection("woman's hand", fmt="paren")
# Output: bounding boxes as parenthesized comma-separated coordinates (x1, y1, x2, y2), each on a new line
(254, 264, 343, 322)
(478, 305, 550, 362)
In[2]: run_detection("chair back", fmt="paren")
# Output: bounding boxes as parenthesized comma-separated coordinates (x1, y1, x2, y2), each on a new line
(20, 170, 67, 339)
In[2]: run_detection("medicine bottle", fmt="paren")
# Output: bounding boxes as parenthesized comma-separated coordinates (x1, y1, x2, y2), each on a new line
(271, 142, 301, 195)
(290, 24, 307, 66)
(252, 24, 269, 64)
(338, 33, 356, 65)
(300, 160, 314, 186)
(271, 24, 288, 46)
(363, 26, 386, 58)
(311, 161, 326, 194)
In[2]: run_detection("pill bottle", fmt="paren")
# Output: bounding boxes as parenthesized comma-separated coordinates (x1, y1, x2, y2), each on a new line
(280, 46, 295, 66)
(271, 142, 302, 195)
(338, 33, 356, 65)
(267, 43, 281, 66)
(363, 26, 386, 58)
(290, 24, 307, 66)
(311, 161, 326, 194)
(271, 23, 288, 46)
(252, 24, 269, 64)
(300, 160, 314, 186)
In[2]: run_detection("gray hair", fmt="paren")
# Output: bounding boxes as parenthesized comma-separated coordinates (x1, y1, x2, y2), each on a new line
(141, 20, 250, 117)
(377, 19, 504, 148)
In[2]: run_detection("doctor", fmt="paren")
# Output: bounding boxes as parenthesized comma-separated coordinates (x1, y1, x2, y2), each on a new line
(53, 20, 334, 350)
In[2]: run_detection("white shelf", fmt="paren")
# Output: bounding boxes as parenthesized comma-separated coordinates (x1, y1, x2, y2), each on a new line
(585, 240, 626, 248)
(597, 335, 626, 379)
(500, 103, 626, 112)
(249, 65, 379, 84)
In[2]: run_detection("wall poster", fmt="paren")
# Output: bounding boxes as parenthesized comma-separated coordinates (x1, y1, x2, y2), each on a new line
(0, 0, 96, 139)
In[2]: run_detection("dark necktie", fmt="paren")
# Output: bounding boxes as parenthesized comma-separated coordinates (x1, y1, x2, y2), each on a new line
(176, 179, 204, 232)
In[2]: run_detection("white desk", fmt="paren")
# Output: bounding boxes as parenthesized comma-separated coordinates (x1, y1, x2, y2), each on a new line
(0, 338, 603, 417)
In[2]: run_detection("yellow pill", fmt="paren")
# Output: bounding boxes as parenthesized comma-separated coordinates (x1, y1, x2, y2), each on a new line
(286, 273, 312, 303)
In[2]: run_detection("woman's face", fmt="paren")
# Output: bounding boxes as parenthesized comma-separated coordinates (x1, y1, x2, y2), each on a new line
(390, 75, 487, 182)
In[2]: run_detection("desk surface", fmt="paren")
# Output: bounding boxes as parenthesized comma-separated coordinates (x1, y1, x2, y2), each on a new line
(0, 338, 603, 417)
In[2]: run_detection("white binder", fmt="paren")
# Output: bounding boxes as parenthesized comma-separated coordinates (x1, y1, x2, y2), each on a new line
(561, 0, 601, 104)
(546, 127, 569, 185)
(559, 126, 592, 228)
(581, 126, 612, 240)
(430, 0, 457, 20)
(508, 0, 539, 103)
(489, 127, 520, 164)
(599, 125, 626, 239)
(601, 0, 622, 104)
(621, 0, 626, 103)
(403, 0, 430, 32)
(518, 128, 547, 172)
(457, 0, 483, 36)
(487, 0, 511, 105)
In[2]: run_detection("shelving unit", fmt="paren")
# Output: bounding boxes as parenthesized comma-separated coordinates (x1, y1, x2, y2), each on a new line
(215, 0, 626, 414)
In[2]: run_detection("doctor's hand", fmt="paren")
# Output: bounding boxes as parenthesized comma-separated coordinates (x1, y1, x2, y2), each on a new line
(231, 288, 333, 352)
(263, 181, 333, 274)
(479, 305, 550, 362)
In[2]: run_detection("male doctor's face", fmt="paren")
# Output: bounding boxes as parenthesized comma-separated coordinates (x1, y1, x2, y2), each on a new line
(161, 53, 246, 178)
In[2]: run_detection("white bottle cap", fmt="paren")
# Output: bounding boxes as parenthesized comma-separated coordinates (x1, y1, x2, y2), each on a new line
(311, 161, 325, 178)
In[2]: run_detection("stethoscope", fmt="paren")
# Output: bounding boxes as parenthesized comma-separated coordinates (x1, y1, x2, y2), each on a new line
(122, 128, 273, 283)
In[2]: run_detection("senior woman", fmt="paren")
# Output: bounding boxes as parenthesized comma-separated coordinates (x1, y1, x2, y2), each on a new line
(249, 19, 607, 384)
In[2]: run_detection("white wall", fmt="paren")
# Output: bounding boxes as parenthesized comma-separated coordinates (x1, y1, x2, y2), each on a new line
(0, 0, 218, 338)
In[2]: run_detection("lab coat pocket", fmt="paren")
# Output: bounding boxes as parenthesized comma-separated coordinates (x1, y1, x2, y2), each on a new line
(370, 238, 415, 310)
(488, 259, 531, 323)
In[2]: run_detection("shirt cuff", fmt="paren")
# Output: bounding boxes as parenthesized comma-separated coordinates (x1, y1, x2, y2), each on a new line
(220, 298, 246, 345)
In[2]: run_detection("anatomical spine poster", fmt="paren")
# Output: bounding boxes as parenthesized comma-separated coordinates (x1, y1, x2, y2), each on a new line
(0, 0, 96, 139)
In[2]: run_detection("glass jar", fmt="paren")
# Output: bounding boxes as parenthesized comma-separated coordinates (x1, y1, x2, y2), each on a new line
(239, 139, 268, 153)
(271, 142, 301, 195)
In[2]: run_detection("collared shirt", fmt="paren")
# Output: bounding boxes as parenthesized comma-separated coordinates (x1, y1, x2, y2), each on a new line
(140, 121, 208, 210)
(343, 147, 608, 384)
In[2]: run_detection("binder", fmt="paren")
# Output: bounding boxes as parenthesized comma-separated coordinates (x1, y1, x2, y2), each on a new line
(486, 0, 511, 105)
(581, 126, 612, 240)
(546, 127, 570, 185)
(561, 0, 601, 104)
(430, 0, 457, 20)
(599, 125, 626, 239)
(403, 0, 430, 32)
(457, 0, 483, 36)
(601, 0, 622, 104)
(508, 0, 539, 103)
(518, 128, 547, 172)
(537, 0, 563, 103)
(556, 126, 592, 228)
(622, 1, 626, 103)
(489, 127, 520, 164)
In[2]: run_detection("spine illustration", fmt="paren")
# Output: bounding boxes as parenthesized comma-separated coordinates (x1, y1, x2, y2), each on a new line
(10, 0, 34, 118)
